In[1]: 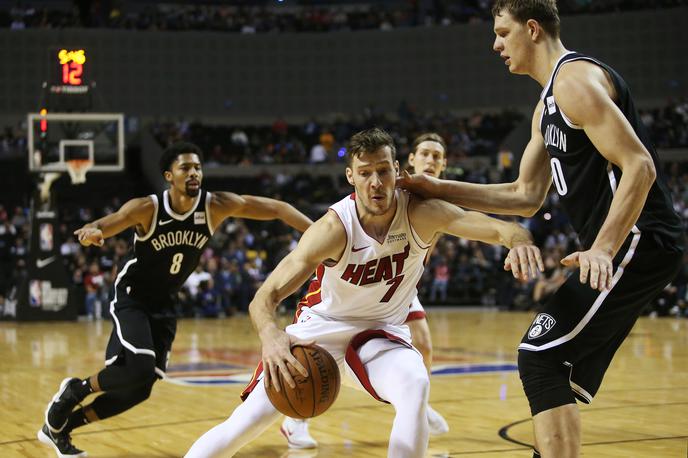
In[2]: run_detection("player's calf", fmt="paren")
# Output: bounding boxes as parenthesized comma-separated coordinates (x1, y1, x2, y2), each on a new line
(45, 378, 93, 433)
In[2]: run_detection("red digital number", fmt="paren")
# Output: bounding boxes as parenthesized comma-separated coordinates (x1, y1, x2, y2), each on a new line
(62, 62, 83, 85)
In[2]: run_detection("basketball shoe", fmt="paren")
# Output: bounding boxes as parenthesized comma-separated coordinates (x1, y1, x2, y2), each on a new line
(427, 404, 449, 436)
(45, 378, 84, 432)
(37, 424, 87, 458)
(280, 417, 318, 449)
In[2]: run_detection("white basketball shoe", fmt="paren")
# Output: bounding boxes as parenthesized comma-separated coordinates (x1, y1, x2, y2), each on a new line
(280, 417, 318, 449)
(427, 404, 449, 436)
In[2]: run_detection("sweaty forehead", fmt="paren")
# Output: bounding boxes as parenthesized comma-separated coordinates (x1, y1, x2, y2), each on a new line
(493, 10, 515, 29)
(353, 147, 394, 168)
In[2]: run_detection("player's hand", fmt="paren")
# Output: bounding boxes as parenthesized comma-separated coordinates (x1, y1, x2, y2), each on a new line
(259, 327, 314, 392)
(73, 227, 104, 247)
(561, 249, 613, 291)
(395, 170, 437, 197)
(504, 243, 544, 281)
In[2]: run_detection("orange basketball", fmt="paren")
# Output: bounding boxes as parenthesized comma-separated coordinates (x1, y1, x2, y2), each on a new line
(265, 344, 341, 419)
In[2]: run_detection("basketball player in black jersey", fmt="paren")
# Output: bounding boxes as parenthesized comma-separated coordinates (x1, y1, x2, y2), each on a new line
(38, 142, 313, 458)
(398, 1, 684, 457)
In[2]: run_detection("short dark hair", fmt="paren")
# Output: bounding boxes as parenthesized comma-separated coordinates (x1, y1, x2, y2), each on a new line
(411, 132, 447, 156)
(159, 142, 204, 175)
(492, 0, 560, 38)
(346, 128, 396, 166)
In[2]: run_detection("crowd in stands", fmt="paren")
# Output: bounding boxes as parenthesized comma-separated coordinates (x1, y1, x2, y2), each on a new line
(1, 157, 686, 320)
(3, 0, 685, 32)
(153, 107, 523, 166)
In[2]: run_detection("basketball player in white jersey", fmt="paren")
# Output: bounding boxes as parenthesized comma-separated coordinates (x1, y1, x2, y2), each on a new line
(280, 132, 450, 448)
(185, 128, 542, 458)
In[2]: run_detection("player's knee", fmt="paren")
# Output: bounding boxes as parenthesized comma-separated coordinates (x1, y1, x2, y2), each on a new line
(127, 354, 157, 386)
(399, 370, 429, 403)
(518, 350, 575, 416)
(133, 381, 155, 403)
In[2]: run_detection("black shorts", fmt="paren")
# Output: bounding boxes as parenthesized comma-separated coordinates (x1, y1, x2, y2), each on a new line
(519, 231, 683, 403)
(105, 286, 177, 378)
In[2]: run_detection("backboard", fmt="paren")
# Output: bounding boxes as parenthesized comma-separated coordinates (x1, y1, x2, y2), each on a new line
(27, 112, 125, 174)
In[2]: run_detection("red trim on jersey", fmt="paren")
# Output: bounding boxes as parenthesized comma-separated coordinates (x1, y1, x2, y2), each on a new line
(405, 310, 426, 322)
(294, 264, 325, 323)
(345, 329, 413, 403)
(240, 360, 263, 401)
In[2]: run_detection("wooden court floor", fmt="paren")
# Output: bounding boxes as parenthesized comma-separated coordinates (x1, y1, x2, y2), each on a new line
(1, 309, 687, 457)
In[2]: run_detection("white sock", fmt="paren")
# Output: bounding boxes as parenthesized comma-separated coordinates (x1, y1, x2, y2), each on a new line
(185, 382, 280, 458)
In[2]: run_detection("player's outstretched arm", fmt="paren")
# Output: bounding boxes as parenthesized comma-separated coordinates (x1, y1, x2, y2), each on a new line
(210, 192, 313, 232)
(73, 197, 155, 247)
(249, 211, 345, 392)
(554, 62, 657, 291)
(410, 197, 543, 280)
(397, 103, 552, 217)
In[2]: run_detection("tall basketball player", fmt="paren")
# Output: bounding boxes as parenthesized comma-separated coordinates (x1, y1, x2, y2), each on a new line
(185, 128, 543, 458)
(38, 142, 313, 458)
(398, 1, 685, 456)
(280, 132, 451, 449)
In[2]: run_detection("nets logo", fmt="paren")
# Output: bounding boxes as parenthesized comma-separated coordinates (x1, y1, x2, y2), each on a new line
(528, 313, 556, 339)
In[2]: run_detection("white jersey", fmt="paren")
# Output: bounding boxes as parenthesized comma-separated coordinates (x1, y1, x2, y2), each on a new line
(296, 190, 429, 325)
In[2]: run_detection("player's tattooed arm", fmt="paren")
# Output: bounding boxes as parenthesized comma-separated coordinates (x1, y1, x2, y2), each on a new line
(73, 197, 155, 247)
(210, 192, 313, 232)
(250, 211, 345, 392)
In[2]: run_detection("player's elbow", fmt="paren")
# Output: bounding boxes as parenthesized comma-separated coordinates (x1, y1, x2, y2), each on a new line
(631, 155, 657, 190)
(513, 182, 545, 217)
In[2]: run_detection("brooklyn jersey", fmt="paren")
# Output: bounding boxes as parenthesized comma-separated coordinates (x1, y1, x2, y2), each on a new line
(115, 190, 214, 309)
(540, 51, 682, 249)
(296, 190, 429, 325)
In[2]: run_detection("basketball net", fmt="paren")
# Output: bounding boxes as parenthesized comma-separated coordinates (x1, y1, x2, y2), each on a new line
(66, 159, 93, 185)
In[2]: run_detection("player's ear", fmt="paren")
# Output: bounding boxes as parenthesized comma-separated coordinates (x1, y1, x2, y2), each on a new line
(163, 170, 173, 183)
(526, 19, 540, 41)
(394, 160, 400, 174)
(345, 167, 355, 186)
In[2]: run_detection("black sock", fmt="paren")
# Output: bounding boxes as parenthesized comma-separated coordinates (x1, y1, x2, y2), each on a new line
(71, 378, 94, 400)
(63, 408, 88, 433)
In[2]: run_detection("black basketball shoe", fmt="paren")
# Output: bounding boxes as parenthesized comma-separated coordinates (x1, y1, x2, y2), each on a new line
(37, 424, 87, 458)
(45, 378, 84, 432)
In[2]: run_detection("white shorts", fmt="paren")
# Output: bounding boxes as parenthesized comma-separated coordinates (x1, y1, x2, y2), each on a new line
(406, 296, 426, 322)
(241, 309, 420, 403)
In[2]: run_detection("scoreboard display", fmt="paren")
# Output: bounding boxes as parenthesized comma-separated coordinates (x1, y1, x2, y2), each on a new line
(44, 47, 93, 111)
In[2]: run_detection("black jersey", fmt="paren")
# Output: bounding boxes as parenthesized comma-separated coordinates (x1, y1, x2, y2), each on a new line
(115, 190, 214, 309)
(540, 51, 682, 249)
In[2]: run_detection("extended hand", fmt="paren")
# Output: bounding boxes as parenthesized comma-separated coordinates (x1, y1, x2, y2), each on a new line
(260, 327, 314, 392)
(73, 227, 104, 247)
(504, 243, 544, 281)
(561, 249, 613, 291)
(396, 170, 436, 197)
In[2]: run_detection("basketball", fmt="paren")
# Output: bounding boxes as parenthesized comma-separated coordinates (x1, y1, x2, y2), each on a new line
(265, 344, 340, 419)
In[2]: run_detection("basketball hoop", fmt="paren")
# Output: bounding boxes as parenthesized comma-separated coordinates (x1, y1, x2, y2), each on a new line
(66, 159, 93, 184)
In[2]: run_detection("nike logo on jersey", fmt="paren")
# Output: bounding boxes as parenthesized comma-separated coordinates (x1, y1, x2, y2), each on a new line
(352, 245, 370, 252)
(159, 219, 174, 226)
(36, 256, 56, 268)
